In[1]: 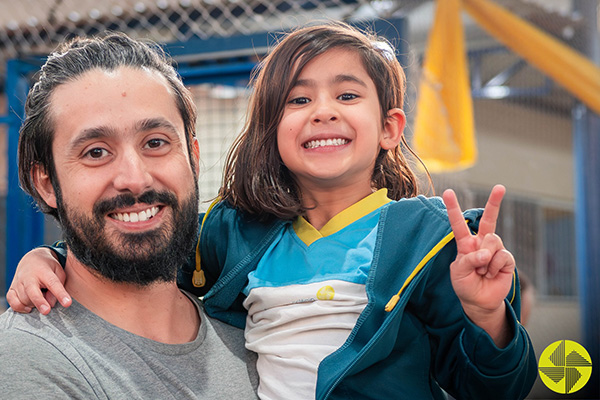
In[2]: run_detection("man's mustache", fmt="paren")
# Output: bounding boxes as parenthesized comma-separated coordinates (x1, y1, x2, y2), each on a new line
(93, 190, 179, 219)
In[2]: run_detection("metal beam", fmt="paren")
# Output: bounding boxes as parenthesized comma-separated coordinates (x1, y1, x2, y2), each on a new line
(469, 47, 554, 99)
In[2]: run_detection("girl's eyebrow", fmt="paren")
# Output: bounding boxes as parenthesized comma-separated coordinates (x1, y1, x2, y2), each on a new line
(332, 74, 367, 87)
(293, 74, 368, 88)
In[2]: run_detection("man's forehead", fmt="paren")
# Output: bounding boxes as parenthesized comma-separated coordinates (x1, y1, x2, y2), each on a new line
(50, 66, 172, 97)
(48, 66, 184, 147)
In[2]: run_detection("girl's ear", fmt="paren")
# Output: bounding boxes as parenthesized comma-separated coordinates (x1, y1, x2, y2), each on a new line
(32, 164, 57, 209)
(380, 108, 406, 150)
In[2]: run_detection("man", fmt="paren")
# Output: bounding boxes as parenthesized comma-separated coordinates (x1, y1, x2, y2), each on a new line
(0, 33, 258, 398)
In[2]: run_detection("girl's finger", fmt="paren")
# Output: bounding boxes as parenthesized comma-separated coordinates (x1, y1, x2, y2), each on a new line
(478, 185, 506, 237)
(42, 273, 71, 308)
(24, 282, 52, 315)
(49, 261, 71, 307)
(6, 288, 33, 313)
(45, 291, 58, 308)
(485, 249, 515, 279)
(442, 189, 472, 243)
(451, 249, 492, 279)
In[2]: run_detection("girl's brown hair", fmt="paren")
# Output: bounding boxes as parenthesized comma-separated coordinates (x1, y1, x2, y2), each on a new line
(219, 22, 425, 220)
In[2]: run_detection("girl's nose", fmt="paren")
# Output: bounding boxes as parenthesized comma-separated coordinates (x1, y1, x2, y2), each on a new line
(112, 150, 153, 195)
(311, 100, 339, 124)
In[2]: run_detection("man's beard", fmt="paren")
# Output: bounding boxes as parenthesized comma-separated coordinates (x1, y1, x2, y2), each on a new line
(55, 187, 199, 286)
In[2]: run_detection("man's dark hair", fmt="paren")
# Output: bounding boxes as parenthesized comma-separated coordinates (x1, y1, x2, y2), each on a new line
(18, 32, 197, 219)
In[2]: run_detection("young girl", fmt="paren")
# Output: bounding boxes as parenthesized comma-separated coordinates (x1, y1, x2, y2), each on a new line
(8, 22, 536, 399)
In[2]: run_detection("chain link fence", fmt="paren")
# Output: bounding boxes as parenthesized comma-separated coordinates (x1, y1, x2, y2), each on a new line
(0, 0, 396, 81)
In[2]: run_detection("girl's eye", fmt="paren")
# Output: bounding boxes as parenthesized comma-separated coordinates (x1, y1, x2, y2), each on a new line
(338, 93, 358, 101)
(85, 147, 108, 159)
(289, 97, 310, 105)
(145, 138, 167, 149)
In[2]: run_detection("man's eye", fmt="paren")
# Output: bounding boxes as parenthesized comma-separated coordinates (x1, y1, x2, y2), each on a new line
(146, 138, 166, 149)
(86, 148, 108, 159)
(338, 93, 358, 101)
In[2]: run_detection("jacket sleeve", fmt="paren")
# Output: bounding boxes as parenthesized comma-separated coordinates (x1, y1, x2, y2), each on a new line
(413, 242, 537, 400)
(40, 241, 68, 268)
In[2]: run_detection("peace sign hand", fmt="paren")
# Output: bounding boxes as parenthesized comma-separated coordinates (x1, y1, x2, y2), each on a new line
(442, 185, 515, 347)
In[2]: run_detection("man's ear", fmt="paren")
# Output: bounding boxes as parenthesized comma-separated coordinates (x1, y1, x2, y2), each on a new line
(191, 137, 200, 175)
(32, 164, 57, 209)
(380, 108, 406, 150)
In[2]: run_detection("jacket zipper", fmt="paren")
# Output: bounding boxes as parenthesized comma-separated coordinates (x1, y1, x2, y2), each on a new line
(320, 231, 456, 399)
(385, 231, 455, 312)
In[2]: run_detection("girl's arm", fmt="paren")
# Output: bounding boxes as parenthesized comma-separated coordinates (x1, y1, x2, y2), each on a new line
(6, 246, 71, 314)
(7, 225, 207, 312)
(414, 242, 536, 400)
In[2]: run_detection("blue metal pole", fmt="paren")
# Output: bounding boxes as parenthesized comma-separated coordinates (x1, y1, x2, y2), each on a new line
(573, 104, 600, 398)
(573, 2, 599, 397)
(5, 59, 45, 296)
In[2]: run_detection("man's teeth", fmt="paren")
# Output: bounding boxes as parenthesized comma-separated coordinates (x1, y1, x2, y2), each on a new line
(112, 206, 159, 222)
(304, 138, 348, 149)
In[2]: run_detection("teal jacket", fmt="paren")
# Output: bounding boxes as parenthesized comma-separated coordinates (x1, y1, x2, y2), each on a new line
(179, 196, 537, 400)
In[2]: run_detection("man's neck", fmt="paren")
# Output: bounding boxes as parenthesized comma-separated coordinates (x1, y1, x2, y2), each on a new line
(63, 253, 199, 344)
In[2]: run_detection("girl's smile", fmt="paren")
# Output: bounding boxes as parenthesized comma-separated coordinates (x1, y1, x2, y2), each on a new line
(302, 137, 350, 149)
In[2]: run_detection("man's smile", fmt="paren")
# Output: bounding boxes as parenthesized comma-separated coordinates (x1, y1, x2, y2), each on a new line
(109, 206, 161, 222)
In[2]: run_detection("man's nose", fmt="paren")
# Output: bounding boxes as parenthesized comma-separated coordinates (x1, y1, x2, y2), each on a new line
(112, 150, 153, 194)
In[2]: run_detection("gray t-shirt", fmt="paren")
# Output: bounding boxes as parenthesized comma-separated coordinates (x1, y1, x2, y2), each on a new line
(0, 292, 258, 399)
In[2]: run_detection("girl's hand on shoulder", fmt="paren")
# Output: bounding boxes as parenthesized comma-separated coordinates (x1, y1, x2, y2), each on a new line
(443, 185, 515, 347)
(6, 248, 71, 315)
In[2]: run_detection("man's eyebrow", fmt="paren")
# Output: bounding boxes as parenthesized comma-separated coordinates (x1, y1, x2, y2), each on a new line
(69, 126, 117, 151)
(135, 118, 179, 135)
(68, 118, 179, 152)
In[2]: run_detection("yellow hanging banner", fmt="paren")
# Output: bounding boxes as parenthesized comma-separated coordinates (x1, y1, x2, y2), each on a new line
(413, 0, 476, 172)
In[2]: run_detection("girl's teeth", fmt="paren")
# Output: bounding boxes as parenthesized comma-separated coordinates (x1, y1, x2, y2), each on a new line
(111, 206, 159, 222)
(304, 138, 348, 149)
